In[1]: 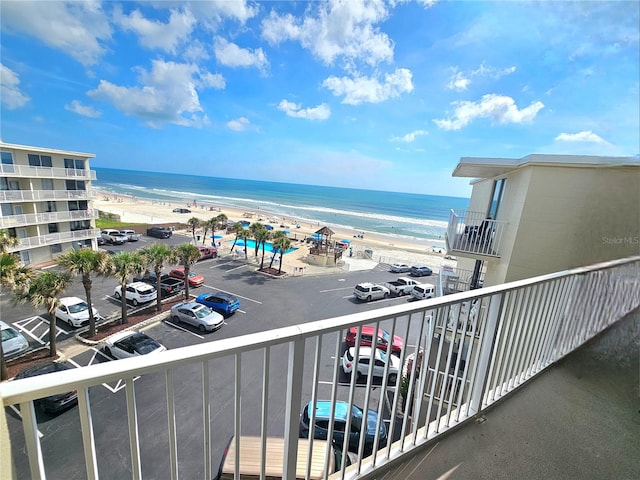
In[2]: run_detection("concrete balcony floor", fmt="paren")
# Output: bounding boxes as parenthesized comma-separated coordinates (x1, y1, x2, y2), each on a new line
(377, 309, 639, 480)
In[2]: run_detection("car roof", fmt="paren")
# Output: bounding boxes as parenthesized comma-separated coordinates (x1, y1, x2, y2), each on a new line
(59, 296, 85, 306)
(128, 281, 153, 289)
(356, 282, 375, 288)
(0, 320, 12, 329)
(16, 362, 70, 378)
(312, 400, 351, 420)
(104, 330, 139, 343)
(177, 302, 205, 310)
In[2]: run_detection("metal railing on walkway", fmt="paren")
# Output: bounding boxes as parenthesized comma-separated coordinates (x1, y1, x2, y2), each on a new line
(1, 256, 638, 480)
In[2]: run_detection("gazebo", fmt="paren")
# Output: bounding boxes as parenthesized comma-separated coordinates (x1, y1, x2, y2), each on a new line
(306, 226, 344, 267)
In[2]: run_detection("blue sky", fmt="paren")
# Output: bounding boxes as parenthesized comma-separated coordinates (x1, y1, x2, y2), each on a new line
(1, 1, 638, 197)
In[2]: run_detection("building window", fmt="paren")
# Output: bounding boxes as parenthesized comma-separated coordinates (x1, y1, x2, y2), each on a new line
(41, 178, 54, 190)
(68, 200, 88, 211)
(28, 154, 53, 167)
(65, 180, 86, 190)
(70, 220, 90, 231)
(1, 152, 13, 164)
(45, 201, 57, 213)
(50, 244, 62, 254)
(48, 223, 59, 234)
(488, 178, 506, 220)
(64, 158, 85, 170)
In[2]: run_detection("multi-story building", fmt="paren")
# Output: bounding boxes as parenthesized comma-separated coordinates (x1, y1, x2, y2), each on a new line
(0, 141, 100, 266)
(445, 154, 640, 288)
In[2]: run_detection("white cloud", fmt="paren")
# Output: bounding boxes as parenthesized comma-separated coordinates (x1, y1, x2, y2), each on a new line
(262, 1, 393, 70)
(434, 94, 545, 130)
(323, 68, 413, 105)
(87, 60, 219, 128)
(198, 71, 226, 89)
(277, 100, 331, 120)
(227, 117, 251, 131)
(0, 64, 30, 109)
(114, 7, 195, 54)
(186, 0, 258, 24)
(447, 64, 516, 91)
(555, 130, 610, 145)
(447, 71, 471, 91)
(390, 130, 428, 142)
(214, 37, 269, 71)
(65, 100, 101, 118)
(0, 1, 111, 66)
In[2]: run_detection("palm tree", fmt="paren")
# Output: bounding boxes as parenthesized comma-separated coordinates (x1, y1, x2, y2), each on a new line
(254, 227, 271, 270)
(139, 243, 173, 312)
(172, 243, 201, 301)
(109, 251, 145, 324)
(187, 217, 201, 244)
(201, 218, 212, 245)
(239, 228, 250, 259)
(214, 213, 228, 243)
(16, 271, 72, 357)
(229, 222, 244, 253)
(249, 222, 264, 257)
(0, 252, 33, 380)
(271, 232, 291, 274)
(58, 248, 110, 337)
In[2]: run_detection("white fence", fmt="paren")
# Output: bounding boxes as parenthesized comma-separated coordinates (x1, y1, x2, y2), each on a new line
(1, 256, 638, 480)
(446, 210, 508, 257)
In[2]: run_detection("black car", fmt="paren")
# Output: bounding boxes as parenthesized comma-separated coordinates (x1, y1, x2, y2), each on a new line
(172, 208, 191, 214)
(14, 363, 78, 413)
(146, 226, 173, 238)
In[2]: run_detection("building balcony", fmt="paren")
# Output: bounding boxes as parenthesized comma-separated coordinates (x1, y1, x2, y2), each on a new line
(445, 210, 508, 258)
(1, 256, 638, 479)
(0, 164, 97, 181)
(0, 189, 97, 203)
(0, 209, 98, 229)
(5, 228, 101, 252)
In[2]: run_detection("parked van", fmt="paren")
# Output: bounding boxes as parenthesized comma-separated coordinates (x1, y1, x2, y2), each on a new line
(214, 436, 347, 480)
(410, 283, 436, 300)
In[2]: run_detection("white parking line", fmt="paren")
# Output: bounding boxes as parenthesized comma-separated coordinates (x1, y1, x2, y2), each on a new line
(8, 406, 44, 438)
(226, 264, 247, 273)
(66, 357, 135, 394)
(164, 320, 205, 339)
(320, 286, 354, 293)
(13, 316, 69, 345)
(201, 285, 262, 305)
(210, 261, 236, 269)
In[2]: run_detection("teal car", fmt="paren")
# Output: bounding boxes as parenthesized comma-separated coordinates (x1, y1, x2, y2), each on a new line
(299, 400, 387, 454)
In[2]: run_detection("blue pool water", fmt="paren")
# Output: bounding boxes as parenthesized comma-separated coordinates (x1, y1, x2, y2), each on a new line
(230, 239, 298, 255)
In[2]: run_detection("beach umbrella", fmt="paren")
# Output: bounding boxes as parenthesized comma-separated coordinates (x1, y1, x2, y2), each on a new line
(265, 225, 274, 231)
(340, 239, 351, 243)
(283, 230, 290, 235)
(311, 233, 322, 239)
(210, 235, 223, 239)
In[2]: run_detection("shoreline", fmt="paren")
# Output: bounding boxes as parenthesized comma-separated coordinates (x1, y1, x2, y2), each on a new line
(93, 188, 456, 273)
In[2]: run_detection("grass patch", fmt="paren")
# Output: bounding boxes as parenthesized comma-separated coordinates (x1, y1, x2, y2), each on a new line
(96, 217, 144, 229)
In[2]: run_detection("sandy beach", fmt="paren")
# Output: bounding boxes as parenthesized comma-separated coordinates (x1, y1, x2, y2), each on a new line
(95, 191, 456, 275)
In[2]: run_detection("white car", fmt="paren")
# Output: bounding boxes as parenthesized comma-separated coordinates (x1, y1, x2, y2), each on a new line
(114, 282, 157, 306)
(102, 331, 166, 359)
(410, 283, 436, 300)
(119, 229, 141, 241)
(390, 263, 411, 273)
(55, 296, 101, 328)
(353, 283, 390, 302)
(342, 346, 400, 384)
(1, 320, 29, 358)
(101, 229, 127, 245)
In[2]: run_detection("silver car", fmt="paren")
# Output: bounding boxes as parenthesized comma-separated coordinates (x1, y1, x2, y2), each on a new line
(170, 302, 224, 332)
(1, 320, 29, 358)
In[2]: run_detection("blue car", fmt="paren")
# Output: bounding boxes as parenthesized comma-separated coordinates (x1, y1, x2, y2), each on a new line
(299, 400, 387, 454)
(195, 292, 240, 317)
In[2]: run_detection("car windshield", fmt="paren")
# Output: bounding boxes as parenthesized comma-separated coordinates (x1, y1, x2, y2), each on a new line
(68, 302, 88, 314)
(379, 330, 390, 343)
(129, 334, 160, 354)
(194, 306, 212, 318)
(187, 272, 198, 278)
(2, 328, 19, 341)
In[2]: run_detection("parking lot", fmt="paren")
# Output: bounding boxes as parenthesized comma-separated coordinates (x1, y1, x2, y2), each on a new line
(3, 231, 430, 479)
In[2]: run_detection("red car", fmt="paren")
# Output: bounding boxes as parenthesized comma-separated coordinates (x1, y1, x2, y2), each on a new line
(345, 326, 403, 355)
(169, 267, 205, 287)
(197, 246, 217, 260)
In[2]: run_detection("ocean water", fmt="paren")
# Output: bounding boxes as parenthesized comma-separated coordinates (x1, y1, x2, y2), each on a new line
(93, 168, 469, 247)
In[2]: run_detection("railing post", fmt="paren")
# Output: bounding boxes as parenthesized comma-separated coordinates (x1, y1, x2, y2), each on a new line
(469, 293, 503, 414)
(283, 338, 305, 480)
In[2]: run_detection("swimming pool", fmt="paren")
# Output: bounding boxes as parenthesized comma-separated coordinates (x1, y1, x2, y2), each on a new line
(230, 239, 298, 255)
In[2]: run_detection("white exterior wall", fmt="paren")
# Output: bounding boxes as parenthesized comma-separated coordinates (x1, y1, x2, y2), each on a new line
(505, 165, 640, 281)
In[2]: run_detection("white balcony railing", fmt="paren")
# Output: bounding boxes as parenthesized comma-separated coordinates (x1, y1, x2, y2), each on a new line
(1, 256, 639, 479)
(0, 189, 97, 202)
(6, 228, 101, 251)
(445, 210, 508, 258)
(0, 164, 97, 180)
(0, 209, 98, 229)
